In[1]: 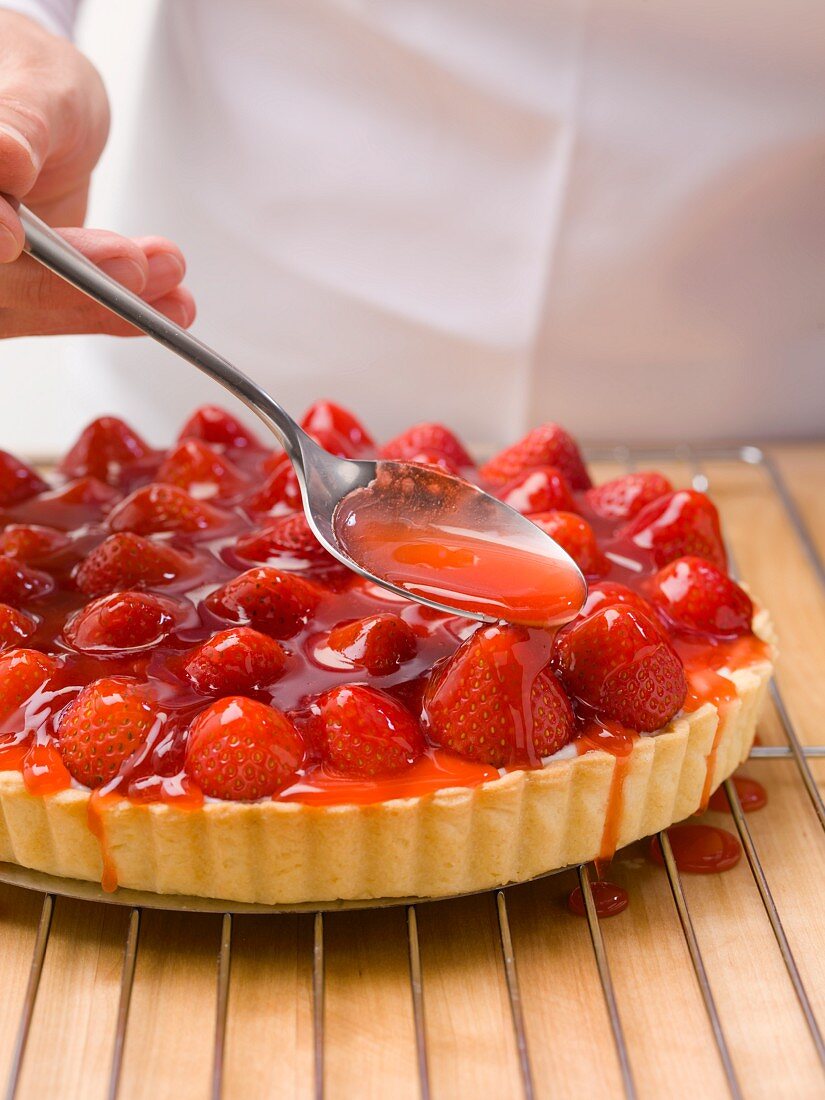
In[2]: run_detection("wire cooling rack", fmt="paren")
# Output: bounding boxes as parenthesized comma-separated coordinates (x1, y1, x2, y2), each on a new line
(1, 442, 824, 1100)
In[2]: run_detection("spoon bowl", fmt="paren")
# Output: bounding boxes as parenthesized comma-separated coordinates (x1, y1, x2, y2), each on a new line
(15, 201, 586, 625)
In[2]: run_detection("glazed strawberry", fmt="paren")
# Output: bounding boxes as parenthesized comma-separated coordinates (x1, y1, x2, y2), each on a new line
(312, 684, 424, 777)
(649, 557, 753, 638)
(59, 416, 153, 483)
(0, 451, 48, 507)
(235, 514, 327, 562)
(177, 405, 262, 450)
(0, 525, 70, 564)
(619, 489, 726, 569)
(183, 627, 288, 694)
(380, 423, 474, 470)
(529, 512, 608, 577)
(582, 581, 664, 625)
(0, 555, 54, 606)
(301, 400, 375, 456)
(423, 624, 574, 767)
(480, 423, 591, 490)
(0, 605, 37, 649)
(108, 484, 232, 537)
(497, 466, 575, 515)
(57, 678, 159, 788)
(205, 567, 321, 638)
(75, 533, 192, 597)
(243, 458, 302, 515)
(327, 613, 417, 675)
(156, 440, 248, 500)
(586, 472, 673, 520)
(47, 477, 120, 508)
(185, 696, 304, 799)
(406, 450, 464, 475)
(65, 591, 182, 653)
(554, 605, 687, 731)
(0, 649, 56, 724)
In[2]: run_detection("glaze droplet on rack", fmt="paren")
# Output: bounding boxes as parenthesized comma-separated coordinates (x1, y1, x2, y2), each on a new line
(649, 824, 742, 873)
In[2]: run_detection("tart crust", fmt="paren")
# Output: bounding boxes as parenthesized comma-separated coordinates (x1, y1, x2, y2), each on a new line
(0, 613, 775, 905)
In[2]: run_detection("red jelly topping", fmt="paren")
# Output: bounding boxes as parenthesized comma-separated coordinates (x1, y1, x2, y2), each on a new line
(649, 824, 742, 873)
(568, 880, 630, 918)
(708, 775, 768, 813)
(0, 407, 768, 891)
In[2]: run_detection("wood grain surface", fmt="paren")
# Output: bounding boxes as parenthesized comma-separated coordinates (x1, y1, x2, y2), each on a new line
(0, 442, 823, 1100)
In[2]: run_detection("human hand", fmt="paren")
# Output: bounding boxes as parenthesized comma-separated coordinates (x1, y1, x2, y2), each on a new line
(0, 11, 194, 337)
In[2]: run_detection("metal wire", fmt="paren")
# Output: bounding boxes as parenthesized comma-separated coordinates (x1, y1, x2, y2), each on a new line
(577, 864, 637, 1099)
(406, 907, 431, 1100)
(107, 908, 140, 1100)
(4, 894, 53, 1100)
(724, 778, 825, 1068)
(313, 912, 325, 1100)
(657, 832, 743, 1099)
(211, 913, 233, 1100)
(496, 892, 535, 1100)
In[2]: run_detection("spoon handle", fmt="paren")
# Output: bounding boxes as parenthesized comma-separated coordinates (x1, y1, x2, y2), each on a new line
(13, 200, 306, 460)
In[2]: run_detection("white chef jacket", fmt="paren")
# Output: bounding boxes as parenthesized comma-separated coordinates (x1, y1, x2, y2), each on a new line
(3, 0, 824, 453)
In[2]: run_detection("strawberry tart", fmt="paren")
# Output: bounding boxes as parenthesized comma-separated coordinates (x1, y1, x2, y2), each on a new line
(0, 404, 774, 903)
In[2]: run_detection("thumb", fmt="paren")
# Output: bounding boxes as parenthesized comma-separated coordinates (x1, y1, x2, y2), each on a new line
(0, 103, 49, 262)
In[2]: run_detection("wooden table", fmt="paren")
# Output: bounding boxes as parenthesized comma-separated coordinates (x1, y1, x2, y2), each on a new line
(0, 442, 823, 1100)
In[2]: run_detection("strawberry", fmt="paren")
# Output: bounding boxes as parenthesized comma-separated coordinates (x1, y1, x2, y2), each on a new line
(183, 627, 288, 694)
(0, 605, 37, 649)
(59, 416, 153, 484)
(0, 555, 54, 605)
(108, 484, 232, 537)
(497, 466, 575, 515)
(205, 567, 321, 638)
(0, 649, 56, 724)
(648, 557, 753, 638)
(327, 613, 417, 675)
(0, 525, 70, 564)
(57, 677, 160, 788)
(311, 684, 424, 777)
(0, 451, 48, 507)
(243, 457, 302, 515)
(64, 591, 181, 653)
(405, 450, 464, 475)
(380, 423, 474, 470)
(581, 581, 665, 626)
(47, 477, 120, 508)
(480, 423, 591, 490)
(554, 605, 686, 731)
(422, 624, 574, 767)
(156, 440, 248, 500)
(301, 400, 375, 456)
(586, 472, 673, 521)
(75, 533, 191, 597)
(529, 511, 608, 578)
(185, 696, 304, 799)
(619, 490, 726, 569)
(235, 514, 327, 562)
(176, 405, 262, 450)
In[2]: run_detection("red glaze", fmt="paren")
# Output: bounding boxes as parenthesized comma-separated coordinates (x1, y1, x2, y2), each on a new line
(0, 405, 769, 894)
(708, 775, 768, 813)
(335, 466, 587, 627)
(649, 824, 742, 873)
(568, 881, 629, 918)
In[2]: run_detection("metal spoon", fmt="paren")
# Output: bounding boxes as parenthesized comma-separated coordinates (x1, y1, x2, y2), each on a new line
(15, 202, 586, 624)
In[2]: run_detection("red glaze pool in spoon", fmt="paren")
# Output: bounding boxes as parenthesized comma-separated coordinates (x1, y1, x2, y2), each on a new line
(334, 463, 587, 627)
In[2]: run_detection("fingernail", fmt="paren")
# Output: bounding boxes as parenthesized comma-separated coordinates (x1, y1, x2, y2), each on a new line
(99, 256, 146, 289)
(166, 300, 194, 328)
(146, 251, 185, 283)
(0, 123, 41, 172)
(0, 223, 19, 262)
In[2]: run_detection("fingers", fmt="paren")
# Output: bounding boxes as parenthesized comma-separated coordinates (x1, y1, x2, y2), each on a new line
(0, 193, 25, 263)
(0, 228, 195, 338)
